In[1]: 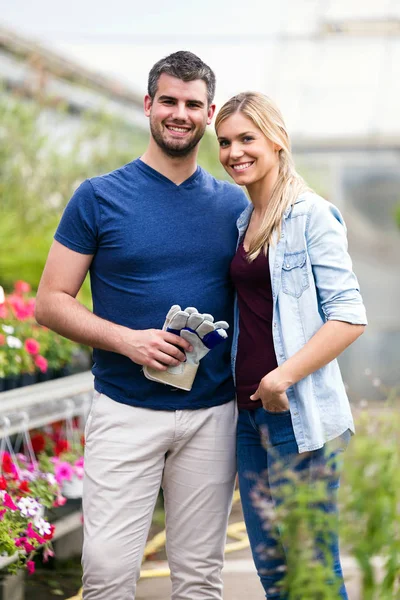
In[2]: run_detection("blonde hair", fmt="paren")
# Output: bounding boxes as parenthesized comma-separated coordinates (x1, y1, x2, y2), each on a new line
(215, 92, 310, 261)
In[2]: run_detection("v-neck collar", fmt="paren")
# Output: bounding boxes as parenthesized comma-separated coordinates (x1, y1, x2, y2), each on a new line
(135, 158, 202, 190)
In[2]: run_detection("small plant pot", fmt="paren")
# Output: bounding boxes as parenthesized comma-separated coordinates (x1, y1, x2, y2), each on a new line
(38, 368, 55, 383)
(54, 367, 72, 379)
(19, 372, 37, 387)
(62, 474, 83, 499)
(4, 375, 19, 391)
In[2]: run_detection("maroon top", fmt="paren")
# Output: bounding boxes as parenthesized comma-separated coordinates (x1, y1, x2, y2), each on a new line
(230, 242, 278, 410)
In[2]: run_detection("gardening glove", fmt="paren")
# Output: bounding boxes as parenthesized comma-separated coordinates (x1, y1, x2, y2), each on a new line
(143, 305, 229, 391)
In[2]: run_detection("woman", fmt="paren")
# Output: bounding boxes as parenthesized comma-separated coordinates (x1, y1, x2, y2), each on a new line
(215, 93, 367, 599)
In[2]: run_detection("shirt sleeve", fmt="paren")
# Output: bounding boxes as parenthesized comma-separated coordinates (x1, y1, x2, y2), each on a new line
(54, 179, 100, 254)
(305, 198, 368, 325)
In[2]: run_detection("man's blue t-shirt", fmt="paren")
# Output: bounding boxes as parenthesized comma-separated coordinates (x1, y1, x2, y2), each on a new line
(55, 158, 248, 410)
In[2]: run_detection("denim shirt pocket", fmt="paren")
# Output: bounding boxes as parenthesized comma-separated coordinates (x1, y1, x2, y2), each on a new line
(281, 250, 310, 298)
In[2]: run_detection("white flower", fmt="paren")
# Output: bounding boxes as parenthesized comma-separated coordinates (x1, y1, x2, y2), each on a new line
(6, 335, 22, 349)
(364, 368, 372, 376)
(34, 517, 51, 537)
(20, 469, 35, 482)
(372, 377, 381, 388)
(0, 286, 4, 304)
(2, 325, 15, 335)
(17, 497, 41, 517)
(46, 473, 57, 486)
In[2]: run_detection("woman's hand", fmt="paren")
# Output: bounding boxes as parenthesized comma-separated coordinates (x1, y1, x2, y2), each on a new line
(250, 369, 291, 412)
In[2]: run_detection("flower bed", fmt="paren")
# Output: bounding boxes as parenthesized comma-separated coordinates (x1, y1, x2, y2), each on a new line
(0, 282, 83, 391)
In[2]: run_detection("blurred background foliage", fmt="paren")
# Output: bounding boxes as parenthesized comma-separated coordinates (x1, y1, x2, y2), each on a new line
(0, 92, 225, 304)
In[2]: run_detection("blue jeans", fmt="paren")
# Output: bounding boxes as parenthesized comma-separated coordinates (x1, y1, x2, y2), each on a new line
(237, 407, 349, 599)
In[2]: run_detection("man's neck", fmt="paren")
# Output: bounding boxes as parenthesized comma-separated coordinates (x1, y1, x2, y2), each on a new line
(140, 140, 199, 185)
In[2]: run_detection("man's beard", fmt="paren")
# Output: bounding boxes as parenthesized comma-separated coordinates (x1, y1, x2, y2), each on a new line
(150, 119, 206, 158)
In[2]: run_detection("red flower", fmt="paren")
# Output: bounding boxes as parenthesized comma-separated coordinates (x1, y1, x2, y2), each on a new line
(0, 476, 7, 490)
(18, 480, 31, 494)
(0, 334, 5, 346)
(52, 421, 63, 436)
(14, 280, 31, 295)
(2, 453, 18, 477)
(43, 524, 55, 541)
(55, 440, 70, 456)
(25, 338, 40, 355)
(31, 433, 46, 454)
(34, 355, 48, 373)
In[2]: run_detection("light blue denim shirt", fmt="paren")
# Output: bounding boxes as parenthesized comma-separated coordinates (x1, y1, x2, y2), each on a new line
(232, 192, 368, 453)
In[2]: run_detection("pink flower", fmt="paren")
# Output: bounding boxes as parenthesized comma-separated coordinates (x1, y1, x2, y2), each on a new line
(75, 457, 84, 468)
(26, 560, 35, 575)
(43, 547, 55, 562)
(26, 522, 45, 544)
(34, 355, 48, 373)
(0, 509, 7, 520)
(14, 536, 27, 547)
(54, 462, 73, 483)
(0, 334, 5, 345)
(74, 466, 84, 479)
(3, 493, 18, 511)
(24, 541, 35, 553)
(0, 303, 7, 319)
(8, 295, 29, 320)
(14, 280, 31, 295)
(26, 298, 36, 315)
(24, 338, 40, 355)
(54, 493, 67, 507)
(15, 536, 35, 553)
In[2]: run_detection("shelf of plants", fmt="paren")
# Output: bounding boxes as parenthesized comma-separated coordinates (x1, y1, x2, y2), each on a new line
(0, 282, 93, 576)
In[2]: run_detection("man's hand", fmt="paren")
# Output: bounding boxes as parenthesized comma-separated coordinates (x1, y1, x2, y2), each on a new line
(250, 369, 291, 412)
(124, 328, 192, 371)
(143, 305, 229, 390)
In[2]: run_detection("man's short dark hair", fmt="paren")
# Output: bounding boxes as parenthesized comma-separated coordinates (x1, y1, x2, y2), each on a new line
(148, 51, 216, 106)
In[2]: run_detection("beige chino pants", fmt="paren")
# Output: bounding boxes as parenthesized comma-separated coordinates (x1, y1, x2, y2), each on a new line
(82, 392, 237, 600)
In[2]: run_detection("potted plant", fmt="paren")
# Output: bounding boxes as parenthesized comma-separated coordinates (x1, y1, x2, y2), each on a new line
(0, 450, 59, 573)
(33, 424, 85, 500)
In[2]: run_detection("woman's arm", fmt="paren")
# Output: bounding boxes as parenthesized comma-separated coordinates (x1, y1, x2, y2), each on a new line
(251, 320, 365, 407)
(251, 197, 367, 410)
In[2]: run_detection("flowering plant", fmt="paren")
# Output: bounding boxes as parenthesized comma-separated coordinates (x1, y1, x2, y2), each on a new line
(0, 282, 79, 387)
(0, 450, 60, 573)
(32, 423, 85, 489)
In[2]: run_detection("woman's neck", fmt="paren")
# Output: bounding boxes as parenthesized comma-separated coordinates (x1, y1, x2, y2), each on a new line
(247, 164, 279, 216)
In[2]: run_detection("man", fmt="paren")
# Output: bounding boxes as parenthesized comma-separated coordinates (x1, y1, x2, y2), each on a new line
(35, 51, 248, 600)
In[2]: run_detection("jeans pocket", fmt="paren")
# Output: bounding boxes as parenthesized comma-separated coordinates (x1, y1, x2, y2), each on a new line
(262, 408, 291, 416)
(282, 250, 310, 298)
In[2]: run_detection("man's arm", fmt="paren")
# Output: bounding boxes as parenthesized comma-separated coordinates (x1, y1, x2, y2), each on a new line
(35, 241, 191, 371)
